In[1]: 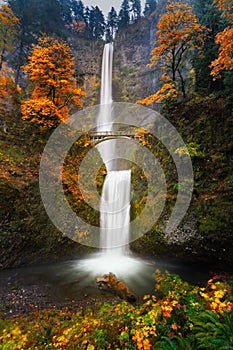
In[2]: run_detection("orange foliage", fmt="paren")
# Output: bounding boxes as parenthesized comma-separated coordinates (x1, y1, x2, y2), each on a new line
(72, 20, 86, 33)
(210, 0, 233, 79)
(0, 63, 21, 118)
(137, 79, 177, 105)
(214, 0, 233, 22)
(22, 36, 85, 128)
(150, 1, 205, 69)
(137, 1, 206, 105)
(0, 5, 19, 70)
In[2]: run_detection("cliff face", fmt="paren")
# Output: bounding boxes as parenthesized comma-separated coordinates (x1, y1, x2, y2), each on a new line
(113, 18, 154, 103)
(69, 37, 105, 106)
(69, 14, 160, 106)
(69, 20, 155, 107)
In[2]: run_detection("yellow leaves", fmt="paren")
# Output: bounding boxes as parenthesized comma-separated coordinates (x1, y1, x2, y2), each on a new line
(199, 278, 233, 313)
(132, 329, 152, 350)
(160, 302, 173, 318)
(87, 344, 95, 350)
(143, 294, 151, 301)
(0, 325, 28, 348)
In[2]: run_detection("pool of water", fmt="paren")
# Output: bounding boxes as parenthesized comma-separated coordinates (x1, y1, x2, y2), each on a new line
(0, 252, 213, 303)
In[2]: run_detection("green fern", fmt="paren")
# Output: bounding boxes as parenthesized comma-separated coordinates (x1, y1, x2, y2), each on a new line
(156, 336, 196, 350)
(192, 310, 233, 349)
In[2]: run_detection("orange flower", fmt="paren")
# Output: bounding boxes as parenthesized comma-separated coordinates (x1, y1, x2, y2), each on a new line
(171, 323, 178, 330)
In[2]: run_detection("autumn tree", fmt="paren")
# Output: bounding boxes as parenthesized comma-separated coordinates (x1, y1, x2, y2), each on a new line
(0, 63, 21, 122)
(22, 36, 85, 128)
(0, 4, 19, 71)
(137, 1, 206, 105)
(210, 0, 233, 80)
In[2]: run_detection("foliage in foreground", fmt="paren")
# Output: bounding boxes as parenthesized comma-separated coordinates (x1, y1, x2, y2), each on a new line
(0, 271, 233, 349)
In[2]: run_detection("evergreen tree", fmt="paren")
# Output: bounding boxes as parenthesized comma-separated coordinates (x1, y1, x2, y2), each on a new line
(83, 6, 91, 38)
(71, 0, 85, 21)
(143, 0, 157, 15)
(89, 6, 105, 39)
(118, 0, 130, 28)
(105, 27, 112, 43)
(131, 0, 141, 22)
(106, 7, 118, 41)
(60, 0, 73, 24)
(192, 0, 226, 93)
(8, 0, 40, 84)
(38, 0, 64, 36)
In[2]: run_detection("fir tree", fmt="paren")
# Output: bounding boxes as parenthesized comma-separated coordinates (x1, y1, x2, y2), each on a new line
(192, 0, 226, 93)
(8, 0, 41, 84)
(60, 0, 72, 24)
(118, 0, 130, 28)
(71, 0, 85, 21)
(38, 0, 64, 36)
(131, 0, 141, 22)
(143, 0, 157, 15)
(106, 7, 118, 41)
(89, 6, 105, 39)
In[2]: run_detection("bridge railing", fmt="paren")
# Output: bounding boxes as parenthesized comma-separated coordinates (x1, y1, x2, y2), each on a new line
(88, 130, 136, 141)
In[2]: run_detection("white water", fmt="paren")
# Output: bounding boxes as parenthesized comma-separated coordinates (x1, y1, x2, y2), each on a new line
(100, 43, 113, 106)
(100, 170, 131, 249)
(97, 43, 131, 251)
(76, 43, 140, 277)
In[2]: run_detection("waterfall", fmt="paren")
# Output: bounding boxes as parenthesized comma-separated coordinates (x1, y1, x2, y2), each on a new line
(100, 44, 113, 106)
(97, 43, 131, 252)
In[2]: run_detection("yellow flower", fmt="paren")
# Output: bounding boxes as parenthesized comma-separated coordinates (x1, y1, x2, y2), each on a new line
(211, 301, 218, 310)
(214, 290, 225, 299)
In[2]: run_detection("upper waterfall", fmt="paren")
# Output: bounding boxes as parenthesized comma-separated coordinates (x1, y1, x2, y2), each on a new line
(97, 43, 114, 133)
(100, 43, 113, 105)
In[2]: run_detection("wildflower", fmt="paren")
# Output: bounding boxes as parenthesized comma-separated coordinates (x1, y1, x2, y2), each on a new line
(171, 323, 178, 330)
